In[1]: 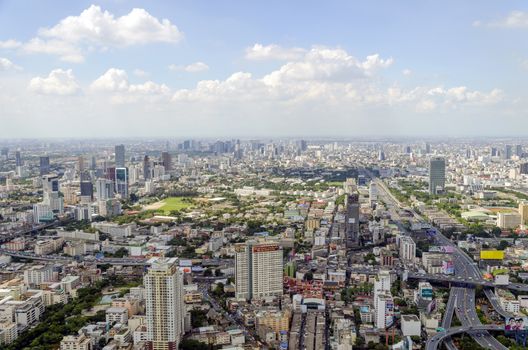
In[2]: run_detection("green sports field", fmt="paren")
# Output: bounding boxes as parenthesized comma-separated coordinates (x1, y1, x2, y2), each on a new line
(158, 197, 193, 212)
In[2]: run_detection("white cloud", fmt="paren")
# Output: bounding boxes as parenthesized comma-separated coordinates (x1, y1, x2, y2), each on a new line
(0, 57, 21, 71)
(91, 68, 129, 92)
(479, 11, 528, 28)
(402, 69, 412, 76)
(3, 5, 183, 62)
(90, 68, 170, 103)
(169, 62, 209, 72)
(28, 69, 80, 95)
(245, 43, 306, 60)
(133, 69, 149, 78)
(0, 39, 22, 49)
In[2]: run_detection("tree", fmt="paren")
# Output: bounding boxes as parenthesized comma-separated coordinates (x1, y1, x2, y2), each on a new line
(179, 339, 209, 350)
(213, 282, 224, 296)
(498, 240, 510, 250)
(203, 268, 213, 277)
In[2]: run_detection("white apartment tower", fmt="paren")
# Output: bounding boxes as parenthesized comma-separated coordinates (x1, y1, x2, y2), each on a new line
(400, 236, 416, 262)
(144, 258, 185, 350)
(235, 241, 283, 300)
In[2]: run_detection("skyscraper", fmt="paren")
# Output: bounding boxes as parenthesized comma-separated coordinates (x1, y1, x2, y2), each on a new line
(96, 178, 114, 201)
(516, 145, 523, 158)
(115, 144, 125, 168)
(115, 167, 129, 199)
(144, 258, 185, 350)
(503, 145, 512, 160)
(80, 181, 94, 201)
(40, 156, 50, 175)
(143, 155, 151, 180)
(15, 151, 22, 167)
(235, 240, 283, 300)
(161, 152, 172, 171)
(429, 157, 446, 195)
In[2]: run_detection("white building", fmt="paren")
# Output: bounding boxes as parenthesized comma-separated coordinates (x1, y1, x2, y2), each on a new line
(235, 240, 283, 300)
(106, 307, 129, 324)
(399, 236, 416, 263)
(144, 258, 185, 350)
(60, 334, 92, 350)
(401, 314, 421, 336)
(23, 265, 54, 287)
(497, 212, 521, 230)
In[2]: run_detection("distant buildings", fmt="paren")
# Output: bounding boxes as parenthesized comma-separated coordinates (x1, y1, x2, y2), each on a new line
(428, 157, 446, 195)
(144, 258, 185, 350)
(235, 240, 283, 300)
(39, 156, 50, 175)
(115, 167, 129, 199)
(115, 144, 125, 168)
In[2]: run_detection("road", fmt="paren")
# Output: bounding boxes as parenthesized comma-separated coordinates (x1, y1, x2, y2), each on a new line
(375, 178, 507, 350)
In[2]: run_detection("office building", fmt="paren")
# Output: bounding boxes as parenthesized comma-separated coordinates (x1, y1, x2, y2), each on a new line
(520, 163, 528, 175)
(80, 181, 93, 201)
(15, 151, 22, 167)
(96, 178, 114, 201)
(345, 193, 360, 247)
(60, 334, 92, 350)
(161, 152, 172, 171)
(115, 144, 125, 168)
(143, 155, 151, 180)
(516, 145, 523, 158)
(115, 167, 129, 199)
(39, 156, 50, 175)
(144, 258, 185, 350)
(235, 240, 283, 300)
(503, 145, 512, 160)
(428, 157, 446, 195)
(41, 175, 64, 214)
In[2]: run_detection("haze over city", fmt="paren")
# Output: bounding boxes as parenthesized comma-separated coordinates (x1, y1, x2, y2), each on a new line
(0, 1, 527, 138)
(4, 2, 528, 350)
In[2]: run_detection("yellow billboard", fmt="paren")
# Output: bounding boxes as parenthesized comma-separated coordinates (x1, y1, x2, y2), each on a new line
(480, 250, 504, 260)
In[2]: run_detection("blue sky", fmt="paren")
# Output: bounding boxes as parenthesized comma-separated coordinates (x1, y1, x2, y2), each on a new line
(0, 0, 526, 137)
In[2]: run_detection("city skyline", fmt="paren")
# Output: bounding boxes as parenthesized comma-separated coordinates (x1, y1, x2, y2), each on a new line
(0, 1, 527, 138)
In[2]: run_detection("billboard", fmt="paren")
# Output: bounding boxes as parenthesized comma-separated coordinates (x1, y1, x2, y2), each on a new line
(442, 260, 455, 275)
(421, 288, 433, 298)
(480, 250, 505, 260)
(505, 317, 528, 346)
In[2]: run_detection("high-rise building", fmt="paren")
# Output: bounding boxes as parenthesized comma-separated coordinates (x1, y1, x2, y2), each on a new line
(80, 181, 94, 201)
(374, 270, 394, 329)
(144, 258, 185, 350)
(425, 142, 431, 154)
(521, 163, 528, 175)
(490, 147, 498, 157)
(15, 151, 22, 167)
(161, 152, 172, 171)
(115, 144, 125, 168)
(428, 157, 446, 195)
(399, 236, 416, 262)
(344, 179, 360, 247)
(143, 155, 151, 180)
(40, 156, 50, 175)
(516, 145, 524, 158)
(378, 150, 385, 161)
(115, 168, 129, 199)
(96, 178, 114, 201)
(503, 145, 512, 160)
(235, 240, 283, 300)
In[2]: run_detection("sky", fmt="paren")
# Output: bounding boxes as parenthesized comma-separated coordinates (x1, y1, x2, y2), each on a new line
(0, 0, 527, 138)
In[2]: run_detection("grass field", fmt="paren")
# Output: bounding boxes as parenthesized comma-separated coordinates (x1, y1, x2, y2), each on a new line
(326, 181, 344, 187)
(158, 197, 193, 212)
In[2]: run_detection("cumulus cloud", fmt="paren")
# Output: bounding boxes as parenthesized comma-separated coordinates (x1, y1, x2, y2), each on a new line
(90, 68, 170, 103)
(168, 62, 209, 72)
(170, 47, 500, 114)
(477, 10, 528, 28)
(0, 57, 21, 71)
(2, 5, 183, 62)
(28, 69, 80, 95)
(245, 43, 306, 60)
